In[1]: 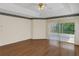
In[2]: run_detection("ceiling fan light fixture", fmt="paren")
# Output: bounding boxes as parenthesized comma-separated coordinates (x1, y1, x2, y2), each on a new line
(38, 3, 45, 11)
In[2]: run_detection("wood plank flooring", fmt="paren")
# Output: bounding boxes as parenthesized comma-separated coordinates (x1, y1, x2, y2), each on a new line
(0, 39, 79, 56)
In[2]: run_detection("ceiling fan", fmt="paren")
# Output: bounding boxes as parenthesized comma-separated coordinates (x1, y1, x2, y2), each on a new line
(38, 3, 45, 11)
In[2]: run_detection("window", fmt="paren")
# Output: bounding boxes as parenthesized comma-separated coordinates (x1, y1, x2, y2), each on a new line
(52, 23, 74, 34)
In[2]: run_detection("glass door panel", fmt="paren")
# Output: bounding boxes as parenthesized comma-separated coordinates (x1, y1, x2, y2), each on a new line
(60, 23, 75, 56)
(48, 22, 60, 56)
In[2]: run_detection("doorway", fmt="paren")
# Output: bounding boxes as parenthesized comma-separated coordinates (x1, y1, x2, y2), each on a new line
(48, 18, 75, 56)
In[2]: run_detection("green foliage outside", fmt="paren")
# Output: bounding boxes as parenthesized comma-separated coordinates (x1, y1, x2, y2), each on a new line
(52, 23, 74, 34)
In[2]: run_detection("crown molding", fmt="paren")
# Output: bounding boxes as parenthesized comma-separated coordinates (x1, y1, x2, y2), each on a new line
(0, 12, 79, 20)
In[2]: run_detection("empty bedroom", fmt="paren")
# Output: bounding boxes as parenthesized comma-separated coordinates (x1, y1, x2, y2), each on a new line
(0, 3, 79, 56)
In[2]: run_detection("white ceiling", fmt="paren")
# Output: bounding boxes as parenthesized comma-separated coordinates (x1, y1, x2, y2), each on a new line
(0, 3, 79, 18)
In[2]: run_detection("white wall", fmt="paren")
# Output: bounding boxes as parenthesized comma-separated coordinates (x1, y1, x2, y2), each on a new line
(75, 22, 79, 45)
(1, 14, 79, 46)
(32, 20, 47, 39)
(0, 15, 31, 46)
(0, 15, 48, 46)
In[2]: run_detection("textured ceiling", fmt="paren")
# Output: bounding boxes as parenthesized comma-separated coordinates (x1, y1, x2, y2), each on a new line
(0, 3, 79, 18)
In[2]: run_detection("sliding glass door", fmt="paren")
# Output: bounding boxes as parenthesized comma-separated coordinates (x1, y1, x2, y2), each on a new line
(48, 20, 75, 56)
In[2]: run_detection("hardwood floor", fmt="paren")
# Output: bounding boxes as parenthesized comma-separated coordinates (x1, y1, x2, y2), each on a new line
(0, 39, 79, 56)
